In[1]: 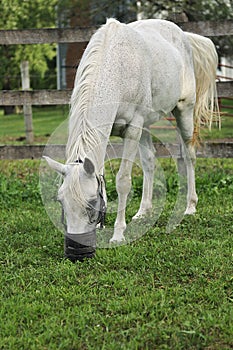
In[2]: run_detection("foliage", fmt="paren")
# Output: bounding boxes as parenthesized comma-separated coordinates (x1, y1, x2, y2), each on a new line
(0, 0, 58, 29)
(134, 0, 232, 21)
(0, 158, 232, 349)
(0, 0, 58, 91)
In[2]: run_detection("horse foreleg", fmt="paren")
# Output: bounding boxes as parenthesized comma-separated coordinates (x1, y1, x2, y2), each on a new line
(110, 118, 143, 243)
(184, 142, 198, 215)
(133, 128, 155, 219)
(110, 159, 133, 242)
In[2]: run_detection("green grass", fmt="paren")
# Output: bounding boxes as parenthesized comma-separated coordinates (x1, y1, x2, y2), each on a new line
(0, 158, 232, 349)
(201, 115, 233, 140)
(0, 106, 68, 144)
(201, 97, 233, 140)
(203, 98, 233, 140)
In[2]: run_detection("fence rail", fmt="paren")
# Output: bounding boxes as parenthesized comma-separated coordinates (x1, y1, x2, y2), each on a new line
(0, 89, 72, 106)
(0, 20, 232, 45)
(0, 81, 232, 106)
(1, 142, 233, 160)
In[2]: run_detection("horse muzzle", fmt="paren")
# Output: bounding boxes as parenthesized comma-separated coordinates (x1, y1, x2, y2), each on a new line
(64, 231, 96, 262)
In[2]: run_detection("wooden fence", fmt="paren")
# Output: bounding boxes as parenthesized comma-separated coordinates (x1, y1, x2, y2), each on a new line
(1, 141, 233, 160)
(217, 61, 233, 117)
(0, 20, 232, 159)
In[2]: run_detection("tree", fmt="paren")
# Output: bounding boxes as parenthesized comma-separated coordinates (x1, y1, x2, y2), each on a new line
(0, 0, 58, 113)
(130, 0, 232, 22)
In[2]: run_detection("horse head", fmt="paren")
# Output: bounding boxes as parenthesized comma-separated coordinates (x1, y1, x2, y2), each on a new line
(43, 156, 106, 262)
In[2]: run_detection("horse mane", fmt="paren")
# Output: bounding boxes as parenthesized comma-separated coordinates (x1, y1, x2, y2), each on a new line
(69, 165, 88, 208)
(66, 18, 120, 164)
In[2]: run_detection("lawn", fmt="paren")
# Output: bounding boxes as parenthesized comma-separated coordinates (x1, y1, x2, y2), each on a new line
(0, 158, 232, 349)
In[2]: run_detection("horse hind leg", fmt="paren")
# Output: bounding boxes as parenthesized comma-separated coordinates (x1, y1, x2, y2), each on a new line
(173, 101, 198, 215)
(133, 128, 155, 219)
(183, 141, 198, 215)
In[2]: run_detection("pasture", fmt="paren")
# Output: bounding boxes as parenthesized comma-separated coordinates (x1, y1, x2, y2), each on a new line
(0, 157, 232, 349)
(1, 17, 233, 349)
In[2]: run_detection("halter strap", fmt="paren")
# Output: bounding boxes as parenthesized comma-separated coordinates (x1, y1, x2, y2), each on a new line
(60, 163, 106, 232)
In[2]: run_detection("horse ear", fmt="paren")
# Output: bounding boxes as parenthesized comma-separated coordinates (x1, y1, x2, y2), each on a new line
(43, 156, 67, 176)
(83, 158, 95, 176)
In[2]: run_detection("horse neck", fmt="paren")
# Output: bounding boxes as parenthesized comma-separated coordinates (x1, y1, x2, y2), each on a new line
(66, 22, 121, 169)
(66, 103, 117, 175)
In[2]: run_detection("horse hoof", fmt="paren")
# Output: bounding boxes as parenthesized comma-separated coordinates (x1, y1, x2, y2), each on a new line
(132, 213, 144, 220)
(132, 208, 151, 220)
(109, 236, 125, 244)
(184, 207, 196, 215)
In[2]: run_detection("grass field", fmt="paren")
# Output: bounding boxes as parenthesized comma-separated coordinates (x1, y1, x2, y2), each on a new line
(0, 158, 232, 349)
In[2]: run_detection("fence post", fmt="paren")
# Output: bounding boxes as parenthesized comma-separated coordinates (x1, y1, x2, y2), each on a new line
(20, 61, 34, 144)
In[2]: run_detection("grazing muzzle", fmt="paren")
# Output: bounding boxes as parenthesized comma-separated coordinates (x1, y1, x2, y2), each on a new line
(64, 231, 97, 262)
(61, 172, 106, 262)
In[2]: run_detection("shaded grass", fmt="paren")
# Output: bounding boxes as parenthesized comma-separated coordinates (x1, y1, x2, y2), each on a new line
(0, 159, 232, 350)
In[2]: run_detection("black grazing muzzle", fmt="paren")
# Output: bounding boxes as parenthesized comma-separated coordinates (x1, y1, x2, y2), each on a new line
(61, 171, 106, 262)
(64, 231, 97, 262)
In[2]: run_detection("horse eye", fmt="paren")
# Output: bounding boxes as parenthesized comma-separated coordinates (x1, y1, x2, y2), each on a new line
(86, 201, 98, 223)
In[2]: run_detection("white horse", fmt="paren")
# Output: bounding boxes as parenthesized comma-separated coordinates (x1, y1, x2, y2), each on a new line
(44, 18, 218, 261)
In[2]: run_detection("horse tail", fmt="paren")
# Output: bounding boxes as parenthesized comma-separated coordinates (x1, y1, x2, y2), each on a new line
(185, 32, 220, 139)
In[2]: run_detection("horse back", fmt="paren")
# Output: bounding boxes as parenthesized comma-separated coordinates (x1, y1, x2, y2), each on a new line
(128, 19, 195, 115)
